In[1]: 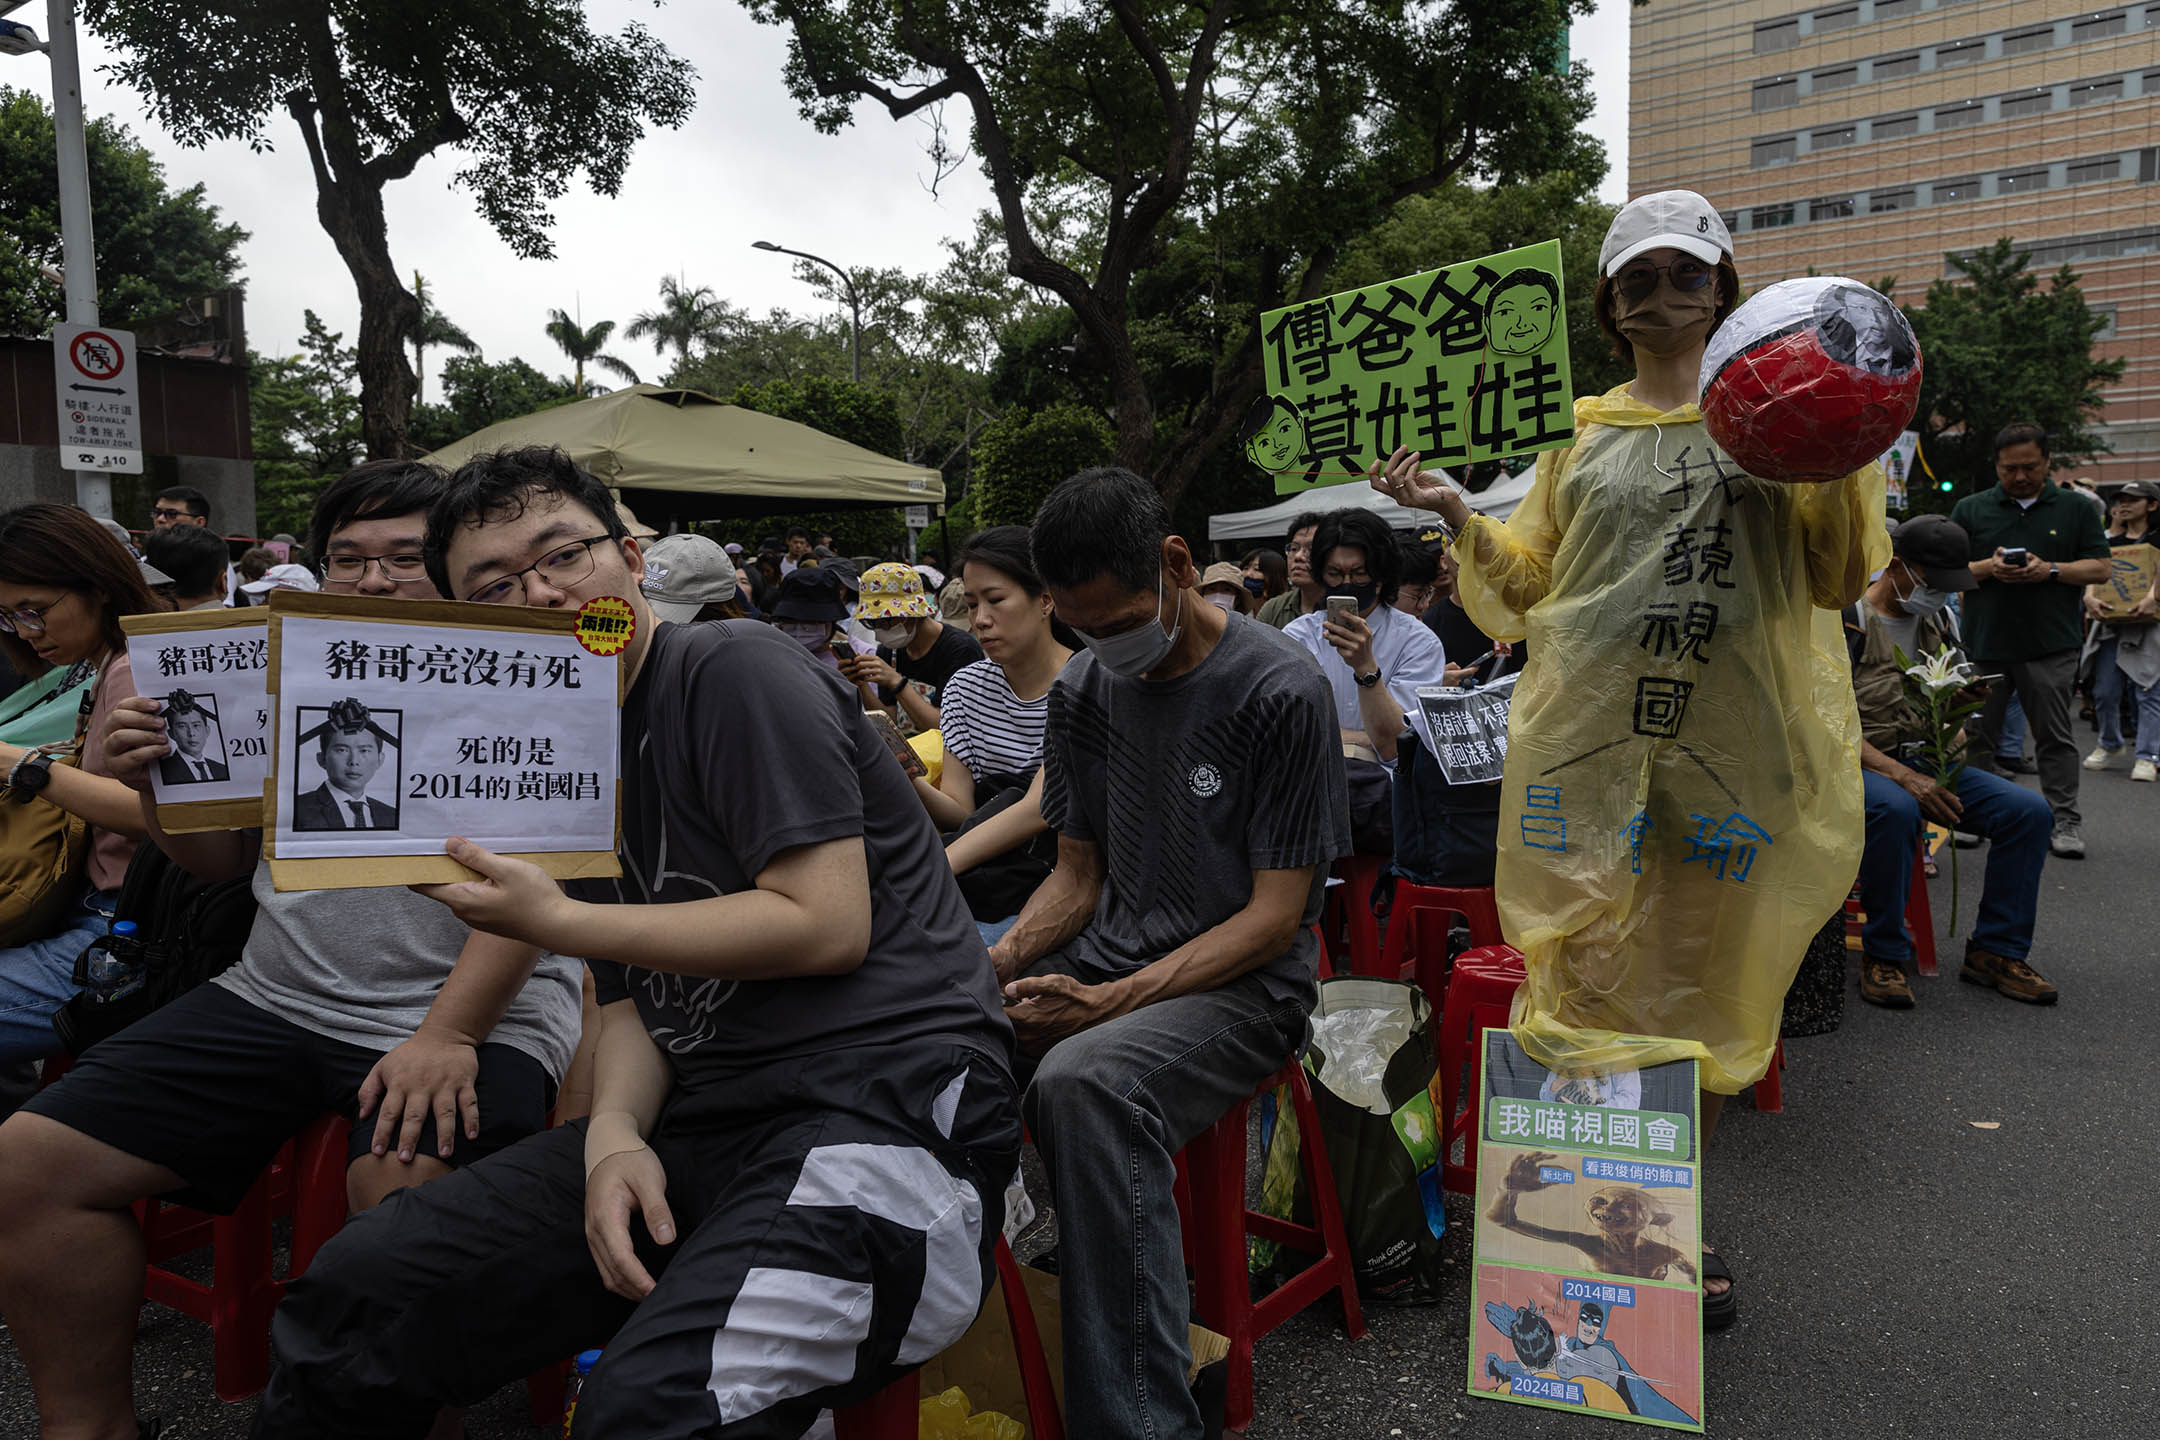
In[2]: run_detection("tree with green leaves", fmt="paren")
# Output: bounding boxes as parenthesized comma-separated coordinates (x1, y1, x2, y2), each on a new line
(544, 310, 640, 396)
(82, 0, 694, 458)
(972, 404, 1116, 527)
(408, 354, 580, 452)
(250, 310, 364, 535)
(408, 271, 478, 407)
(741, 0, 1599, 507)
(1897, 238, 2126, 510)
(627, 275, 735, 383)
(0, 85, 244, 334)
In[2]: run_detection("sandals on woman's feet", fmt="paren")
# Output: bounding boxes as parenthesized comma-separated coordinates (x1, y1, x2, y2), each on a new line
(1702, 1249, 1738, 1331)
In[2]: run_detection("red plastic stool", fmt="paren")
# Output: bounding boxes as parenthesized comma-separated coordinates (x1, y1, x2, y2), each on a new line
(136, 1141, 301, 1400)
(1178, 1059, 1368, 1433)
(1844, 834, 1939, 978)
(1326, 855, 1387, 977)
(1437, 944, 1526, 1196)
(1375, 882, 1504, 1000)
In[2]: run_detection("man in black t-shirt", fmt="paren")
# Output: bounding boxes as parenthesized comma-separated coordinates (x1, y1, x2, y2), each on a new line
(995, 468, 1350, 1440)
(255, 448, 1018, 1440)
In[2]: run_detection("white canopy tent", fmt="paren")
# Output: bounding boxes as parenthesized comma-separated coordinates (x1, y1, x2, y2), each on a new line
(1207, 465, 1537, 543)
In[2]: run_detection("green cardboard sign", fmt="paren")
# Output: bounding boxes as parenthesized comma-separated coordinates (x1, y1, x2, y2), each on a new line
(1250, 239, 1575, 493)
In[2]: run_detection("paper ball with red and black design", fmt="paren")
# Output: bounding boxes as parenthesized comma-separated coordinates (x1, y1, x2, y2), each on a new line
(853, 561, 935, 621)
(1698, 276, 1921, 483)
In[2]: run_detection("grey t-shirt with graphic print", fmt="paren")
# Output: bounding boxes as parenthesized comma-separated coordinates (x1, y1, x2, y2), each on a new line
(213, 861, 582, 1080)
(572, 620, 1012, 1108)
(1039, 614, 1351, 1006)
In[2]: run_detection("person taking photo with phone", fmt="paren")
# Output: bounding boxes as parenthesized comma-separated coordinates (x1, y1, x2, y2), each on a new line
(1948, 423, 2111, 858)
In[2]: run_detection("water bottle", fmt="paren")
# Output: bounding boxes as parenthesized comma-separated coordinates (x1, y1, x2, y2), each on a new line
(562, 1348, 602, 1437)
(81, 921, 147, 1004)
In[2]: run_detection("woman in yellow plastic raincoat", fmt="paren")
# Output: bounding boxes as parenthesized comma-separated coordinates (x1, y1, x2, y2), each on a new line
(1373, 192, 1888, 1322)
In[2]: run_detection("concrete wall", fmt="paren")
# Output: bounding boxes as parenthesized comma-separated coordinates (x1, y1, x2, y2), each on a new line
(0, 445, 256, 536)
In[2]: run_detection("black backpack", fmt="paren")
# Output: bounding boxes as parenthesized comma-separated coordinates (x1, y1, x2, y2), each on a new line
(50, 840, 260, 1057)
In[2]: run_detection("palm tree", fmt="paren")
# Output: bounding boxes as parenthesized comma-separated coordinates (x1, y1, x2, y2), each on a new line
(409, 271, 479, 406)
(626, 275, 732, 381)
(544, 308, 640, 396)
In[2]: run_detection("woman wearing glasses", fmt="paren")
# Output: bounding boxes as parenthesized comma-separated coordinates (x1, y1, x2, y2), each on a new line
(0, 505, 158, 1062)
(1370, 191, 1887, 1331)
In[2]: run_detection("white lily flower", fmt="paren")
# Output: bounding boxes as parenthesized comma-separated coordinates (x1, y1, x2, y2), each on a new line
(1903, 648, 1970, 693)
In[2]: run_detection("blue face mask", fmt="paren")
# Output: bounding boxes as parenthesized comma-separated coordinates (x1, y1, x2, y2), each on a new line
(1243, 575, 1266, 597)
(1893, 564, 1949, 617)
(1074, 572, 1181, 678)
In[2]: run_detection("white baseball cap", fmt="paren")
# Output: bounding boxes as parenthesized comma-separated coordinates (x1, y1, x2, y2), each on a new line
(1599, 190, 1733, 276)
(240, 562, 321, 594)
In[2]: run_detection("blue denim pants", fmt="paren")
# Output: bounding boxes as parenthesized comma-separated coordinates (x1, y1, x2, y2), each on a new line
(2091, 634, 2160, 760)
(1859, 769, 2049, 964)
(1020, 959, 1308, 1440)
(0, 887, 115, 1064)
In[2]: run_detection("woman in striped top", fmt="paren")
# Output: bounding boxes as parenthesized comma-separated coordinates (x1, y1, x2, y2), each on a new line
(913, 526, 1074, 831)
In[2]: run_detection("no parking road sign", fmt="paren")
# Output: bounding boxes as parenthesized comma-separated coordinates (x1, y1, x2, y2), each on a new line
(52, 323, 143, 474)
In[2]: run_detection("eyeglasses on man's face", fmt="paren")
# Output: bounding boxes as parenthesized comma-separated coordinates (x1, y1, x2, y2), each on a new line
(465, 535, 615, 605)
(152, 505, 197, 523)
(321, 552, 432, 585)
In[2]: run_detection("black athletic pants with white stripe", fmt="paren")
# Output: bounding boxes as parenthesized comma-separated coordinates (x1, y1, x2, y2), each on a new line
(252, 1041, 1020, 1440)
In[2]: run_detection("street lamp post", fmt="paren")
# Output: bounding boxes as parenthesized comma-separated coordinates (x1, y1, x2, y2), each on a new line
(3, 0, 109, 517)
(751, 240, 861, 384)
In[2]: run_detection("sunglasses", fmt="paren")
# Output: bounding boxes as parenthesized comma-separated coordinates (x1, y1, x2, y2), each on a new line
(1614, 257, 1715, 303)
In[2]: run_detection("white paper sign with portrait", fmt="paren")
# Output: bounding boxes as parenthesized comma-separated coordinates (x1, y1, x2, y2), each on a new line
(119, 608, 272, 832)
(265, 592, 623, 891)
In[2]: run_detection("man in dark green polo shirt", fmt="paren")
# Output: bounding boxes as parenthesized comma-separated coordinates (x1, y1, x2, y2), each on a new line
(1948, 423, 2111, 857)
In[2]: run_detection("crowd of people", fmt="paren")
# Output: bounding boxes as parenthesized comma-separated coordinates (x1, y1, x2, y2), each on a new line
(0, 189, 2148, 1439)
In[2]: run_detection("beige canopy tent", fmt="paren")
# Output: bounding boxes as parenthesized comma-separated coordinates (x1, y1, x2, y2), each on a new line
(420, 385, 943, 520)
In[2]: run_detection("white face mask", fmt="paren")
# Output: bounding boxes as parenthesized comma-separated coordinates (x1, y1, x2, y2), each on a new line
(779, 622, 830, 651)
(1893, 565, 1949, 617)
(1074, 572, 1181, 678)
(1203, 591, 1238, 614)
(871, 621, 914, 649)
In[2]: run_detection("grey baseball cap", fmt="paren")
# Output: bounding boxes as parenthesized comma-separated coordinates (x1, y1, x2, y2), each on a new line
(639, 533, 740, 623)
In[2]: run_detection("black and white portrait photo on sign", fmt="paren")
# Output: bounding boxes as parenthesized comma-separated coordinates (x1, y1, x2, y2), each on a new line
(290, 698, 403, 832)
(156, 689, 230, 785)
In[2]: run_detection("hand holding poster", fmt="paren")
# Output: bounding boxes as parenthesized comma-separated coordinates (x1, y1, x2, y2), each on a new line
(1470, 1030, 1703, 1430)
(1248, 240, 1575, 493)
(119, 609, 272, 833)
(265, 592, 622, 891)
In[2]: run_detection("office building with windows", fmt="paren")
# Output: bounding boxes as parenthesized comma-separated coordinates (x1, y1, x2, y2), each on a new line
(1630, 0, 2160, 485)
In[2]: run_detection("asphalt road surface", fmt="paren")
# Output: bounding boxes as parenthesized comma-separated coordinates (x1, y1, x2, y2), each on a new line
(2, 761, 2148, 1439)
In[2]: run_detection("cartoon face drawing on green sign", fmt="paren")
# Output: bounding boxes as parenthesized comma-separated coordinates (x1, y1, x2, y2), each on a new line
(1243, 394, 1308, 474)
(1485, 268, 1561, 357)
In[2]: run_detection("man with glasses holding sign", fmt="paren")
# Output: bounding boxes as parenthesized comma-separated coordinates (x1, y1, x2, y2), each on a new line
(251, 447, 1016, 1439)
(0, 462, 580, 1440)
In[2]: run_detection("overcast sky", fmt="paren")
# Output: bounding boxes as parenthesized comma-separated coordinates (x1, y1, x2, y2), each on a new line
(14, 0, 1632, 380)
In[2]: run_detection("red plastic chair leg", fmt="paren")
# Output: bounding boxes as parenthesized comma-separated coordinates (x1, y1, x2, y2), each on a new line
(994, 1237, 1066, 1440)
(1751, 1039, 1786, 1113)
(1908, 834, 1938, 977)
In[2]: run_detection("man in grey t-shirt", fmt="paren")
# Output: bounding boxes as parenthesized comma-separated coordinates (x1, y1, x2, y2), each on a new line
(993, 467, 1351, 1440)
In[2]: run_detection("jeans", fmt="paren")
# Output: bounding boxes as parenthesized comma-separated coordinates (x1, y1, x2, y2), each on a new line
(2090, 634, 2160, 759)
(1996, 692, 2027, 760)
(0, 888, 114, 1064)
(1969, 648, 2081, 824)
(1859, 769, 2050, 963)
(1020, 960, 1308, 1440)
